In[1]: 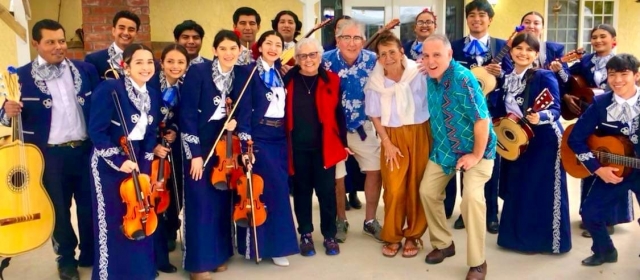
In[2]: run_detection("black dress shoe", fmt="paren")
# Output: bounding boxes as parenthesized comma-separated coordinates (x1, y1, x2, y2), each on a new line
(582, 249, 617, 266)
(349, 192, 362, 209)
(58, 267, 80, 280)
(158, 263, 178, 273)
(168, 240, 177, 252)
(487, 221, 499, 234)
(453, 215, 465, 229)
(345, 195, 351, 211)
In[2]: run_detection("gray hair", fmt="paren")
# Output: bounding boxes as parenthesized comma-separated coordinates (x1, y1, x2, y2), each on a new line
(335, 19, 365, 38)
(295, 37, 325, 56)
(424, 33, 452, 50)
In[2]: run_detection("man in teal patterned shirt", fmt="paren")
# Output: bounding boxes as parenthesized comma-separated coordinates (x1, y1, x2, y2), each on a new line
(418, 34, 495, 280)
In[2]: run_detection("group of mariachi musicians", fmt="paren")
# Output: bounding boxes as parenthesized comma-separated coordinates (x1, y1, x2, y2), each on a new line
(0, 0, 639, 279)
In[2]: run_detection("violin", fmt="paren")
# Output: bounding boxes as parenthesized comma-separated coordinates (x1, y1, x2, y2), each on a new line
(211, 98, 244, 190)
(233, 140, 266, 263)
(150, 124, 171, 214)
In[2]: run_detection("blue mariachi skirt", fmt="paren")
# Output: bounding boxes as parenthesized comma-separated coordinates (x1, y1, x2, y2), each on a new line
(497, 122, 571, 254)
(236, 123, 300, 260)
(182, 151, 234, 272)
(89, 150, 156, 280)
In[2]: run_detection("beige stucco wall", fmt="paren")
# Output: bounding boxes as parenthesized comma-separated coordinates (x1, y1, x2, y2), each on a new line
(150, 0, 304, 59)
(27, 0, 83, 60)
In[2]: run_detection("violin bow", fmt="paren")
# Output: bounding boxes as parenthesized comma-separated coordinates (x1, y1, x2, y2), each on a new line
(245, 141, 261, 264)
(203, 65, 258, 167)
(167, 149, 185, 252)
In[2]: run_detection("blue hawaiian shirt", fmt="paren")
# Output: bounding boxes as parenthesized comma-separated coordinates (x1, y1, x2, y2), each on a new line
(322, 49, 376, 131)
(427, 60, 497, 174)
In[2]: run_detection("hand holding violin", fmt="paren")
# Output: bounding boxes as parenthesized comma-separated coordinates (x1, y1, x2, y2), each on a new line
(242, 153, 255, 171)
(226, 119, 237, 131)
(163, 129, 177, 143)
(153, 144, 170, 159)
(120, 160, 139, 173)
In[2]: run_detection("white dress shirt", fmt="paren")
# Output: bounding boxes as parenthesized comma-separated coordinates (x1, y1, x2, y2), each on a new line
(209, 60, 230, 121)
(261, 59, 286, 118)
(469, 33, 490, 66)
(127, 78, 148, 141)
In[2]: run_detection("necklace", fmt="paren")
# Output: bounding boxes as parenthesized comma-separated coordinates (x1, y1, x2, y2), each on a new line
(301, 75, 318, 94)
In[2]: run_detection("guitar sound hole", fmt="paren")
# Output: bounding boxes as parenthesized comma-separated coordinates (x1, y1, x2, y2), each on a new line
(7, 168, 28, 192)
(504, 130, 516, 141)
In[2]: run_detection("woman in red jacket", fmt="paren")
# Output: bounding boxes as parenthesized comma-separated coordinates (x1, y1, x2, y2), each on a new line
(284, 37, 349, 257)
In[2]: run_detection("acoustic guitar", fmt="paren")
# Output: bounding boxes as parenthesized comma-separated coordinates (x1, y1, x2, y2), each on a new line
(471, 25, 525, 96)
(364, 19, 401, 50)
(280, 17, 333, 66)
(561, 124, 638, 179)
(0, 68, 55, 257)
(562, 71, 606, 120)
(493, 88, 554, 161)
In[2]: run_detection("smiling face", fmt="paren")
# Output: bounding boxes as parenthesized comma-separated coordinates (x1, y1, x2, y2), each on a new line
(177, 30, 202, 58)
(112, 18, 138, 50)
(336, 25, 364, 64)
(125, 49, 155, 85)
(161, 50, 188, 80)
(510, 41, 538, 69)
(421, 39, 452, 81)
(296, 43, 321, 75)
(377, 43, 403, 71)
(234, 15, 259, 44)
(277, 14, 296, 42)
(521, 14, 544, 38)
(608, 70, 640, 97)
(414, 12, 436, 40)
(213, 39, 241, 70)
(259, 34, 283, 64)
(591, 29, 616, 54)
(33, 28, 67, 65)
(466, 9, 492, 36)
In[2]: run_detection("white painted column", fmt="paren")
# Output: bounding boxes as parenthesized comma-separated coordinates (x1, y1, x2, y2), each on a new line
(12, 0, 30, 66)
(300, 0, 320, 38)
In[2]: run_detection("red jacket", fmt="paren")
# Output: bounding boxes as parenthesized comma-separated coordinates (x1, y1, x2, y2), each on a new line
(285, 67, 348, 175)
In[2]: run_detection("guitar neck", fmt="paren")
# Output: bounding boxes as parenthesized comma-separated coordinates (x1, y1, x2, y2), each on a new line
(595, 151, 640, 169)
(491, 45, 510, 64)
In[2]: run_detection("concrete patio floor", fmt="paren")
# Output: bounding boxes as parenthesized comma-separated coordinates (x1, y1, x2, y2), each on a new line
(3, 175, 640, 280)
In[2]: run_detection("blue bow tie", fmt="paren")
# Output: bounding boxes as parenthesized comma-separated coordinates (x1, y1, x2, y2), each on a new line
(261, 68, 282, 88)
(463, 39, 489, 58)
(412, 42, 423, 55)
(162, 86, 178, 108)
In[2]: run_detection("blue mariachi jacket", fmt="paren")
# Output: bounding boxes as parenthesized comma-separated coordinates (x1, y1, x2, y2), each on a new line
(566, 53, 606, 88)
(0, 59, 100, 152)
(179, 61, 245, 161)
(567, 92, 640, 180)
(451, 36, 513, 73)
(490, 69, 561, 128)
(88, 78, 162, 174)
(85, 48, 118, 81)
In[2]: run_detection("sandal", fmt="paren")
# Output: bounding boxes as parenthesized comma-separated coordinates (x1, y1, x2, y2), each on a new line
(382, 242, 402, 257)
(402, 238, 423, 258)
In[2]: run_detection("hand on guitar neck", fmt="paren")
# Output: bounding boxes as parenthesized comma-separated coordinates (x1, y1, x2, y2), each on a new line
(595, 167, 623, 184)
(2, 100, 22, 118)
(523, 108, 540, 125)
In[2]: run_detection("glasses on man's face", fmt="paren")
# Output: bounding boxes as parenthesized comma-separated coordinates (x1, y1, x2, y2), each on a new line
(416, 20, 435, 27)
(296, 52, 319, 60)
(338, 35, 364, 43)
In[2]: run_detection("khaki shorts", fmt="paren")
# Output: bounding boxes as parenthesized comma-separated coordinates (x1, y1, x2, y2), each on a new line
(346, 121, 381, 172)
(335, 160, 347, 179)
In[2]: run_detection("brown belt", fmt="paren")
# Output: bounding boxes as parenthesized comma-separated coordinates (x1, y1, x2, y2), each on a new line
(47, 140, 85, 148)
(259, 119, 283, 127)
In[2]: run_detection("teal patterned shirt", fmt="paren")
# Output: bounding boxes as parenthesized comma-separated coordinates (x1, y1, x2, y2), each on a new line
(427, 60, 496, 174)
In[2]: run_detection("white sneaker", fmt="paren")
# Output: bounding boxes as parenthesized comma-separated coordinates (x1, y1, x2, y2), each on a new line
(272, 257, 289, 267)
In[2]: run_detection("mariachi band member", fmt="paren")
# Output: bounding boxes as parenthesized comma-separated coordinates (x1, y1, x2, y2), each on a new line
(235, 30, 300, 266)
(448, 0, 511, 233)
(284, 37, 346, 257)
(179, 30, 242, 279)
(567, 54, 640, 266)
(364, 31, 431, 258)
(519, 11, 567, 70)
(403, 9, 437, 61)
(490, 33, 571, 254)
(561, 24, 632, 237)
(148, 43, 191, 275)
(85, 10, 140, 80)
(174, 20, 210, 65)
(273, 10, 302, 51)
(233, 7, 261, 65)
(88, 43, 161, 279)
(0, 19, 98, 280)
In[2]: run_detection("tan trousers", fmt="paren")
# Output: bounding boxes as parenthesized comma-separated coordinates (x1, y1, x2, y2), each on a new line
(419, 159, 494, 267)
(380, 121, 432, 243)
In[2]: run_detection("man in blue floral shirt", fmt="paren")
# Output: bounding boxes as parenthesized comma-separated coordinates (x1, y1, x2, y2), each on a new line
(322, 19, 382, 243)
(418, 34, 495, 280)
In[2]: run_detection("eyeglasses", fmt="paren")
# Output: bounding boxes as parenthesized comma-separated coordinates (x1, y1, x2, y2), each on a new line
(338, 35, 364, 43)
(416, 20, 435, 26)
(296, 52, 319, 60)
